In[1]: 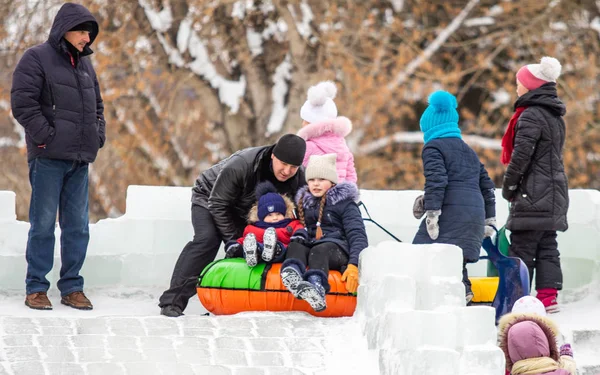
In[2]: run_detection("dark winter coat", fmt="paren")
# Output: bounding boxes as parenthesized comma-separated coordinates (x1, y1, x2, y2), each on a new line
(192, 145, 306, 241)
(11, 3, 105, 163)
(413, 138, 496, 262)
(502, 84, 569, 232)
(296, 183, 368, 266)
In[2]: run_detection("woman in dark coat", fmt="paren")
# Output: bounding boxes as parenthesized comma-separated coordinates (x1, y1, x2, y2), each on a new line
(413, 90, 496, 303)
(501, 56, 568, 314)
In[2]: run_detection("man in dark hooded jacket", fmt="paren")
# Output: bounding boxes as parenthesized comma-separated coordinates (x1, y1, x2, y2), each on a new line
(11, 3, 105, 311)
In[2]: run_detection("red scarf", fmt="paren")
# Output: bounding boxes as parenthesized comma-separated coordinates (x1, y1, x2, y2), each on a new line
(501, 106, 527, 165)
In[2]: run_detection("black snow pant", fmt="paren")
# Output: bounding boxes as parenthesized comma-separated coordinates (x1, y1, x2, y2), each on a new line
(462, 263, 472, 295)
(158, 204, 223, 311)
(285, 241, 349, 276)
(509, 230, 563, 291)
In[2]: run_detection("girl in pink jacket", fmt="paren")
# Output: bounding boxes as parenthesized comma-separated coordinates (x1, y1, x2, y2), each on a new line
(297, 81, 357, 183)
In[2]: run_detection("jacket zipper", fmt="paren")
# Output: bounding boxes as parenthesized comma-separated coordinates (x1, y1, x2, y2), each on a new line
(73, 52, 84, 162)
(45, 80, 57, 150)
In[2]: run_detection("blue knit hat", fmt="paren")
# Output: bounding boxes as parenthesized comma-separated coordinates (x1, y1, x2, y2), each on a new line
(256, 182, 287, 221)
(420, 90, 462, 143)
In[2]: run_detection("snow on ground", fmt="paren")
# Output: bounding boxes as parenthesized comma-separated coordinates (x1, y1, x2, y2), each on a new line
(1, 187, 599, 374)
(553, 290, 600, 373)
(0, 288, 377, 375)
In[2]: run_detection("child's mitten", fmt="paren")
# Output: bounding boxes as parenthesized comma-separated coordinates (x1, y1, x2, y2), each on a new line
(341, 264, 359, 293)
(413, 195, 425, 219)
(426, 210, 441, 240)
(559, 343, 573, 357)
(484, 217, 497, 238)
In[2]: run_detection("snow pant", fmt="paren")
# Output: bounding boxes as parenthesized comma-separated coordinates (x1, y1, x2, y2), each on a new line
(158, 204, 223, 311)
(509, 230, 563, 291)
(463, 263, 472, 295)
(285, 242, 349, 276)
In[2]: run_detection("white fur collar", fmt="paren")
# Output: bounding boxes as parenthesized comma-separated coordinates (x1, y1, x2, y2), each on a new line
(297, 117, 352, 140)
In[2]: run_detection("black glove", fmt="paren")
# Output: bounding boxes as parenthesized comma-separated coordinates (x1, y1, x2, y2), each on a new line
(225, 242, 242, 258)
(290, 235, 308, 246)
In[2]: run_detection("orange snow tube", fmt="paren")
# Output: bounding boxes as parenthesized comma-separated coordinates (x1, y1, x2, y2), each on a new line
(197, 258, 356, 317)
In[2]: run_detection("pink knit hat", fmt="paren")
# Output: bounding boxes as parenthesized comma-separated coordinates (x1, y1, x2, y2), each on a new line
(516, 57, 562, 91)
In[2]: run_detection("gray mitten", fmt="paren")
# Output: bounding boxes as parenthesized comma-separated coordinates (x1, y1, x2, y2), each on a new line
(426, 210, 441, 240)
(413, 195, 425, 219)
(484, 217, 497, 238)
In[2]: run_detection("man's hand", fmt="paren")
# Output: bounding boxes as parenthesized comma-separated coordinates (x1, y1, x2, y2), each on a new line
(225, 242, 242, 258)
(425, 210, 441, 240)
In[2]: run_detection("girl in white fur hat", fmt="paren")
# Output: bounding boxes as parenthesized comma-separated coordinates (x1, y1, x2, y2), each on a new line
(501, 56, 568, 314)
(297, 81, 358, 183)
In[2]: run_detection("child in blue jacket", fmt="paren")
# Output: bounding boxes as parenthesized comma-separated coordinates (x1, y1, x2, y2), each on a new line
(279, 153, 368, 312)
(412, 90, 496, 303)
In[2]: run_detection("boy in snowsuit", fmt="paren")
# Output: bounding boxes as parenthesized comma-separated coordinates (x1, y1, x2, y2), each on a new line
(225, 181, 307, 266)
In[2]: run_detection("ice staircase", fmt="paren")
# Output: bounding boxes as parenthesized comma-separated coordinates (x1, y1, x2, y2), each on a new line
(1, 187, 599, 375)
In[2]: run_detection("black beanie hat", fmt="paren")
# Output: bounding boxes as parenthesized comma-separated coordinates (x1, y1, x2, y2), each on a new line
(272, 134, 306, 166)
(69, 21, 94, 33)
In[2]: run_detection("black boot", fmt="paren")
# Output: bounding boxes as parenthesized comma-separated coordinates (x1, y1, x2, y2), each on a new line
(160, 305, 184, 317)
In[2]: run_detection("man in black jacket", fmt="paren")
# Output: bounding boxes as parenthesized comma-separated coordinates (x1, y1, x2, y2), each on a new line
(11, 3, 105, 311)
(159, 134, 307, 317)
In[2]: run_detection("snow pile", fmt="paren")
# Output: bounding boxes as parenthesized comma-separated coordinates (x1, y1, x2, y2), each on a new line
(356, 242, 504, 375)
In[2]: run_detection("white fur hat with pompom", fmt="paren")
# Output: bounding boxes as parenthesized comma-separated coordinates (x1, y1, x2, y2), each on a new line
(516, 56, 562, 91)
(300, 81, 338, 124)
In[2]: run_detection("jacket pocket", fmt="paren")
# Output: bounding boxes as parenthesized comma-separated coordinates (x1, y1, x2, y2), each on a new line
(44, 125, 58, 148)
(83, 122, 100, 154)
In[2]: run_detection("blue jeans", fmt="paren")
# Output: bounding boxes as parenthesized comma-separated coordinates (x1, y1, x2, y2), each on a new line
(26, 158, 90, 297)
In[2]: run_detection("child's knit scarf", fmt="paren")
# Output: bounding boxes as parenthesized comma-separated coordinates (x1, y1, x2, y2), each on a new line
(501, 106, 528, 165)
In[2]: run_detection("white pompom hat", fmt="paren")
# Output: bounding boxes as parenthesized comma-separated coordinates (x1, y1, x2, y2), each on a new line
(516, 56, 562, 91)
(511, 295, 547, 317)
(300, 81, 338, 124)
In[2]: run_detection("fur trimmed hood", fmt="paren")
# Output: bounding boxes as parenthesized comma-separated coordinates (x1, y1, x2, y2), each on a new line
(297, 117, 352, 140)
(295, 182, 360, 208)
(498, 313, 561, 370)
(247, 194, 296, 223)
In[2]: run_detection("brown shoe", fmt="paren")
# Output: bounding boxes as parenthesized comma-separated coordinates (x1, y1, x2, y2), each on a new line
(25, 292, 53, 310)
(61, 291, 93, 310)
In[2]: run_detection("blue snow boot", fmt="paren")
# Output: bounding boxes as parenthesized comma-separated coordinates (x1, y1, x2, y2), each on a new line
(297, 272, 327, 312)
(280, 259, 305, 298)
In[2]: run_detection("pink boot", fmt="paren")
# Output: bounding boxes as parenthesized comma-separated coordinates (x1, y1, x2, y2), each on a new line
(536, 288, 559, 314)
